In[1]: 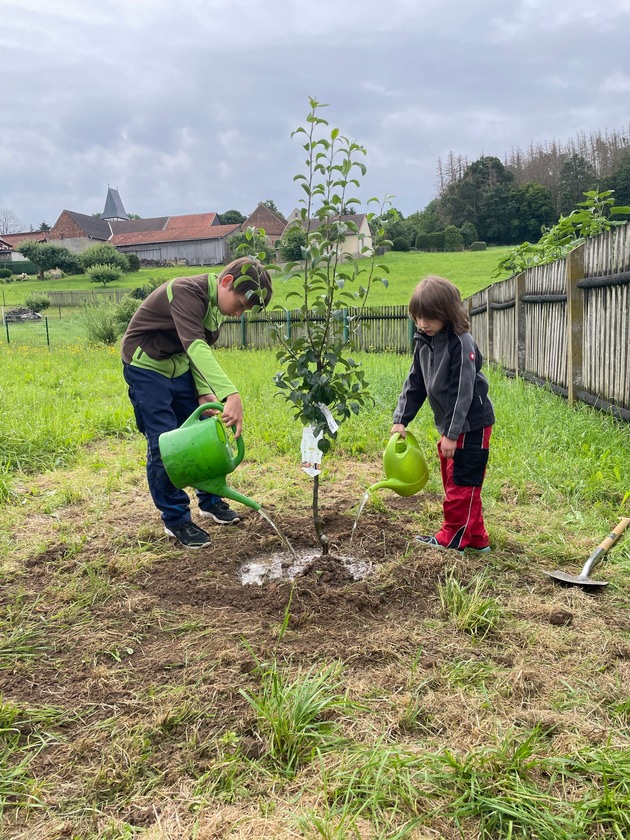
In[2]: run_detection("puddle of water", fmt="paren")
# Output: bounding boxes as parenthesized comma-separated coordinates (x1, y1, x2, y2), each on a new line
(240, 549, 372, 586)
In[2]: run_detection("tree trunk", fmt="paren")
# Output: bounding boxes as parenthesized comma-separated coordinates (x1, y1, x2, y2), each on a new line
(312, 473, 329, 556)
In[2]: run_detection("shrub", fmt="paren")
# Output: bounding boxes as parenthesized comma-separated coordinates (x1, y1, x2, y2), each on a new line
(469, 241, 487, 251)
(279, 226, 308, 261)
(444, 225, 465, 252)
(8, 261, 37, 275)
(415, 231, 446, 251)
(392, 236, 410, 252)
(126, 253, 141, 272)
(82, 303, 118, 345)
(460, 221, 479, 247)
(113, 296, 141, 331)
(80, 243, 130, 273)
(129, 277, 162, 300)
(0, 268, 11, 279)
(85, 263, 123, 287)
(24, 293, 51, 313)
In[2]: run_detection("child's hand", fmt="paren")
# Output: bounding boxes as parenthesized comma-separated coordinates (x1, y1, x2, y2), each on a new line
(390, 423, 406, 438)
(221, 393, 244, 438)
(440, 436, 458, 458)
(198, 394, 221, 417)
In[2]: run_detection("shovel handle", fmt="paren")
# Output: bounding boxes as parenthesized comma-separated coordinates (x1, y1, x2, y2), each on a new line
(600, 517, 630, 553)
(581, 517, 630, 577)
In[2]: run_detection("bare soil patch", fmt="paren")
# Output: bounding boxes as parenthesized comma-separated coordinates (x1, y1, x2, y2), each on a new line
(1, 447, 629, 838)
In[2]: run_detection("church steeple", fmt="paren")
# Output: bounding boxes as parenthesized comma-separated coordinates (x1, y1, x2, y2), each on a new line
(102, 186, 130, 221)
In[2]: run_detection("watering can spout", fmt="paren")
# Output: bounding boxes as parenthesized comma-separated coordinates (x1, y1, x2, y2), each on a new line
(369, 431, 429, 497)
(368, 477, 418, 496)
(196, 480, 261, 512)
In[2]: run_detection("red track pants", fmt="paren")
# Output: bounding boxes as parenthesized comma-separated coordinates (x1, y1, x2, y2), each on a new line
(435, 426, 492, 550)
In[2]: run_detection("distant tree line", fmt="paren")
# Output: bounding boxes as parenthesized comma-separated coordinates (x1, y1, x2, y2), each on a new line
(382, 126, 630, 251)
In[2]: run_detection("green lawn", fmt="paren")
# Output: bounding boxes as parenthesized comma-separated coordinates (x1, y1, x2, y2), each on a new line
(1, 247, 512, 310)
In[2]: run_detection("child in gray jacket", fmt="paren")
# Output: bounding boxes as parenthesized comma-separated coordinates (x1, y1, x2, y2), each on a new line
(391, 275, 495, 552)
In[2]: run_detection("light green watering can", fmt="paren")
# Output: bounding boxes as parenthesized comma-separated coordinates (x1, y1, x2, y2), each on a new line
(158, 403, 261, 511)
(368, 430, 429, 496)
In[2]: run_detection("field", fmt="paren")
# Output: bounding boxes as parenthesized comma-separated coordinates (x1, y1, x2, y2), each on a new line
(0, 247, 512, 311)
(1, 336, 630, 838)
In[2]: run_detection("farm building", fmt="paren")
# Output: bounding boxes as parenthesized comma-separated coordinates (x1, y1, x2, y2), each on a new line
(27, 188, 373, 267)
(241, 203, 287, 250)
(1, 229, 48, 261)
(285, 209, 373, 258)
(45, 189, 240, 266)
(112, 218, 240, 266)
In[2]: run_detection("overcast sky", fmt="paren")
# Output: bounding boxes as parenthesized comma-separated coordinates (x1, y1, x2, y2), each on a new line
(2, 0, 630, 231)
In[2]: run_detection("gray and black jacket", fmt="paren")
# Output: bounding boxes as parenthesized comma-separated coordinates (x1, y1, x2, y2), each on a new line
(394, 326, 495, 439)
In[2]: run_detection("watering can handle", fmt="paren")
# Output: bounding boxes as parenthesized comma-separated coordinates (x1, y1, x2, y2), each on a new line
(388, 429, 419, 450)
(181, 402, 245, 467)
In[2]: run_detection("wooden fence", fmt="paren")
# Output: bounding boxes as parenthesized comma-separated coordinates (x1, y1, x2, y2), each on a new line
(216, 225, 630, 420)
(23, 228, 629, 419)
(46, 289, 132, 306)
(214, 305, 415, 354)
(467, 224, 630, 420)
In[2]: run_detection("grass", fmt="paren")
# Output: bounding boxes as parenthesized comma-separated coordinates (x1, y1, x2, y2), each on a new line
(0, 247, 512, 310)
(0, 331, 629, 836)
(0, 248, 512, 350)
(437, 570, 504, 637)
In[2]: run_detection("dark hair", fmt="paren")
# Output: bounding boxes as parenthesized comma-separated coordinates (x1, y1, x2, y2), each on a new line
(219, 257, 273, 309)
(408, 275, 469, 334)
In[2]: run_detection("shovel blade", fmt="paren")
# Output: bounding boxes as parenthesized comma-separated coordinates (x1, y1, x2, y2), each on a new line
(544, 570, 609, 587)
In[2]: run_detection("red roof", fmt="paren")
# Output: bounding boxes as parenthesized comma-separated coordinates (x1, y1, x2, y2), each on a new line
(242, 203, 287, 236)
(2, 230, 48, 246)
(112, 223, 239, 247)
(165, 213, 218, 229)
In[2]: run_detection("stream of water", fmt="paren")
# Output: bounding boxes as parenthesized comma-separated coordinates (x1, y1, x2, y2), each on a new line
(349, 490, 371, 548)
(257, 508, 298, 559)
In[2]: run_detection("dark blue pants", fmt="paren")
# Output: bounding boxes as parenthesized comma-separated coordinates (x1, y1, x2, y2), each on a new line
(123, 364, 221, 528)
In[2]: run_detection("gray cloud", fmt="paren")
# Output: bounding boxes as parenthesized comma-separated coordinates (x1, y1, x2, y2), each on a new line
(2, 0, 630, 229)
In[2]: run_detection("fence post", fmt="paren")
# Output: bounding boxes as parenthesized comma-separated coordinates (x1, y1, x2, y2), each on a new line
(408, 317, 415, 352)
(285, 310, 292, 339)
(45, 316, 50, 348)
(566, 244, 585, 405)
(4, 317, 9, 344)
(515, 272, 526, 378)
(343, 309, 349, 343)
(486, 285, 494, 363)
(240, 313, 247, 348)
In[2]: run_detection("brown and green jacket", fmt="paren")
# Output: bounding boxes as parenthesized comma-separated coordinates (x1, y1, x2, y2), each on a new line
(121, 273, 237, 401)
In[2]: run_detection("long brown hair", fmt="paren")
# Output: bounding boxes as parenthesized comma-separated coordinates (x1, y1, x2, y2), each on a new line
(408, 275, 469, 335)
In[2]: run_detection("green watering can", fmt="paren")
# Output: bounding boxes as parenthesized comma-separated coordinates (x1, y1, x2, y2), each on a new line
(367, 430, 429, 496)
(158, 403, 261, 511)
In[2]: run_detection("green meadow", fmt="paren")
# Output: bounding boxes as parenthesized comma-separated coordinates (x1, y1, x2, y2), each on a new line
(1, 246, 512, 310)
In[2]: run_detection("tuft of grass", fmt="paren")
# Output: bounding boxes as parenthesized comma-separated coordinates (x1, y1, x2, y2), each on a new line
(437, 570, 504, 637)
(0, 698, 66, 819)
(239, 657, 356, 776)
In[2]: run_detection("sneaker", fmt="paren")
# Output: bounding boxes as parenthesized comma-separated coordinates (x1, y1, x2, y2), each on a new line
(463, 544, 492, 554)
(199, 502, 241, 525)
(164, 521, 212, 548)
(414, 535, 462, 552)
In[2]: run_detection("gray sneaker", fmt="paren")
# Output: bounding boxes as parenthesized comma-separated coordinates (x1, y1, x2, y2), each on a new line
(199, 502, 241, 525)
(164, 521, 212, 548)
